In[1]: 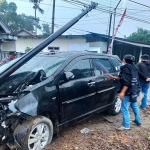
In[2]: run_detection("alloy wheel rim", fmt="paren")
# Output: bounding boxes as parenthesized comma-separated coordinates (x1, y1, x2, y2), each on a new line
(28, 123, 50, 150)
(115, 97, 121, 113)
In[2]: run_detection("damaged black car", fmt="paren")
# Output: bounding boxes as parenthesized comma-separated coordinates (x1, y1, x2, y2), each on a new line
(0, 52, 122, 150)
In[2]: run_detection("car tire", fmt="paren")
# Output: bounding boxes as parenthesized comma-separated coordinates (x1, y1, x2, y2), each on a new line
(108, 95, 121, 115)
(13, 116, 53, 150)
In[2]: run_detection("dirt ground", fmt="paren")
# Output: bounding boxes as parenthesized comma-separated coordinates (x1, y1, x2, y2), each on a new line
(44, 92, 150, 150)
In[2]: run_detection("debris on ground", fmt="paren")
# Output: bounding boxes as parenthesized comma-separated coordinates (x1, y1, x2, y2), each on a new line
(80, 128, 90, 134)
(103, 116, 114, 123)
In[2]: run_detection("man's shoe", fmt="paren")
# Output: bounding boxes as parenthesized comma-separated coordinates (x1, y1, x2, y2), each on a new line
(116, 126, 130, 131)
(140, 107, 146, 110)
(132, 120, 141, 126)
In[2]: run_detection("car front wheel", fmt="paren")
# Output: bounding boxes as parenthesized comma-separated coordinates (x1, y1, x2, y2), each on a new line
(13, 116, 53, 150)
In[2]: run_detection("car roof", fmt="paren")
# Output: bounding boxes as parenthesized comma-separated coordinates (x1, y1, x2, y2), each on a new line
(38, 51, 120, 60)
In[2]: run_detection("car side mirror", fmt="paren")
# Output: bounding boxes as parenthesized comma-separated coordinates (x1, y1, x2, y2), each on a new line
(64, 71, 74, 81)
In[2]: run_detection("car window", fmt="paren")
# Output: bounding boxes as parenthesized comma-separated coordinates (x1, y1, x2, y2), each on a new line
(69, 59, 93, 79)
(111, 58, 122, 71)
(92, 59, 108, 75)
(92, 58, 114, 74)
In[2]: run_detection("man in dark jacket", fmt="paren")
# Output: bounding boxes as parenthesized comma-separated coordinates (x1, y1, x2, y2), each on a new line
(137, 54, 150, 110)
(108, 54, 141, 130)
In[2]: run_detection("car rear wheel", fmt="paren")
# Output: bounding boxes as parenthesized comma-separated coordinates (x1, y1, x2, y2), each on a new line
(108, 95, 121, 115)
(13, 116, 53, 150)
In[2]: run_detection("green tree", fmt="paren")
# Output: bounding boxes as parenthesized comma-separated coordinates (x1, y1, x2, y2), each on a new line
(0, 0, 41, 33)
(29, 0, 44, 21)
(8, 2, 17, 13)
(29, 0, 44, 34)
(42, 23, 51, 35)
(127, 28, 150, 44)
(0, 0, 8, 12)
(25, 47, 32, 53)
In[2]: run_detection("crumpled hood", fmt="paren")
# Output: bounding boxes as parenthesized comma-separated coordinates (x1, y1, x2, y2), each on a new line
(0, 71, 36, 96)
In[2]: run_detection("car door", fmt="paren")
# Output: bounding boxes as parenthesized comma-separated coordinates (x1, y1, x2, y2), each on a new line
(59, 58, 96, 123)
(92, 57, 115, 108)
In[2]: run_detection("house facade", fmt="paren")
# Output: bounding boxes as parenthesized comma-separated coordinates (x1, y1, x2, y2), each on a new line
(16, 34, 86, 53)
(1, 19, 150, 64)
(15, 30, 108, 53)
(0, 18, 17, 60)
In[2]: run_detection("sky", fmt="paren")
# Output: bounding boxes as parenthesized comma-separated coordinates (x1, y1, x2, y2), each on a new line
(6, 0, 150, 38)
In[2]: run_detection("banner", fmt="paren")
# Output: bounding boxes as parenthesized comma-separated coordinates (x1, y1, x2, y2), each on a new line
(107, 8, 127, 54)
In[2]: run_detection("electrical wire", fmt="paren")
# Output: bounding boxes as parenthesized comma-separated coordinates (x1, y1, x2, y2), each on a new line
(11, 0, 150, 23)
(4, 0, 150, 37)
(43, 0, 52, 22)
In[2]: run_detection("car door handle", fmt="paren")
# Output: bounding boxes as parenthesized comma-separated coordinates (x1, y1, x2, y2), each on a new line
(87, 82, 95, 87)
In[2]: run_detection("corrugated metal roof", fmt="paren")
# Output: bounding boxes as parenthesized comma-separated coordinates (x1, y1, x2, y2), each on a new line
(115, 39, 150, 48)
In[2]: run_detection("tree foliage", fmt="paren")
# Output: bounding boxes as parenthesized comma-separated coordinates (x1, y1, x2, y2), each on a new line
(25, 46, 32, 53)
(0, 0, 49, 35)
(29, 0, 44, 17)
(127, 28, 150, 44)
(42, 23, 51, 35)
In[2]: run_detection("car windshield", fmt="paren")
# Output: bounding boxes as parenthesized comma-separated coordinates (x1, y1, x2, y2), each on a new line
(0, 55, 66, 77)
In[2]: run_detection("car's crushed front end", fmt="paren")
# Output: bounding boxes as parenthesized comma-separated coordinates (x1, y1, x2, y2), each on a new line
(0, 88, 43, 149)
(0, 69, 44, 149)
(0, 96, 27, 148)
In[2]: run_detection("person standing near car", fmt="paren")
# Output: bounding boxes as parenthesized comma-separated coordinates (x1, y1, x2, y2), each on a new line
(137, 54, 150, 110)
(108, 54, 141, 131)
(0, 51, 16, 65)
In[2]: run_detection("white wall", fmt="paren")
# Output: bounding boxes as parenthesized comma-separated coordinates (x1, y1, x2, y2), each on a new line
(89, 41, 107, 53)
(3, 41, 16, 52)
(100, 41, 107, 53)
(15, 37, 86, 53)
(69, 43, 89, 51)
(2, 37, 107, 54)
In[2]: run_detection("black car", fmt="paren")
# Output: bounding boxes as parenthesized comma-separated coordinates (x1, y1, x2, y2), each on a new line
(0, 52, 122, 150)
